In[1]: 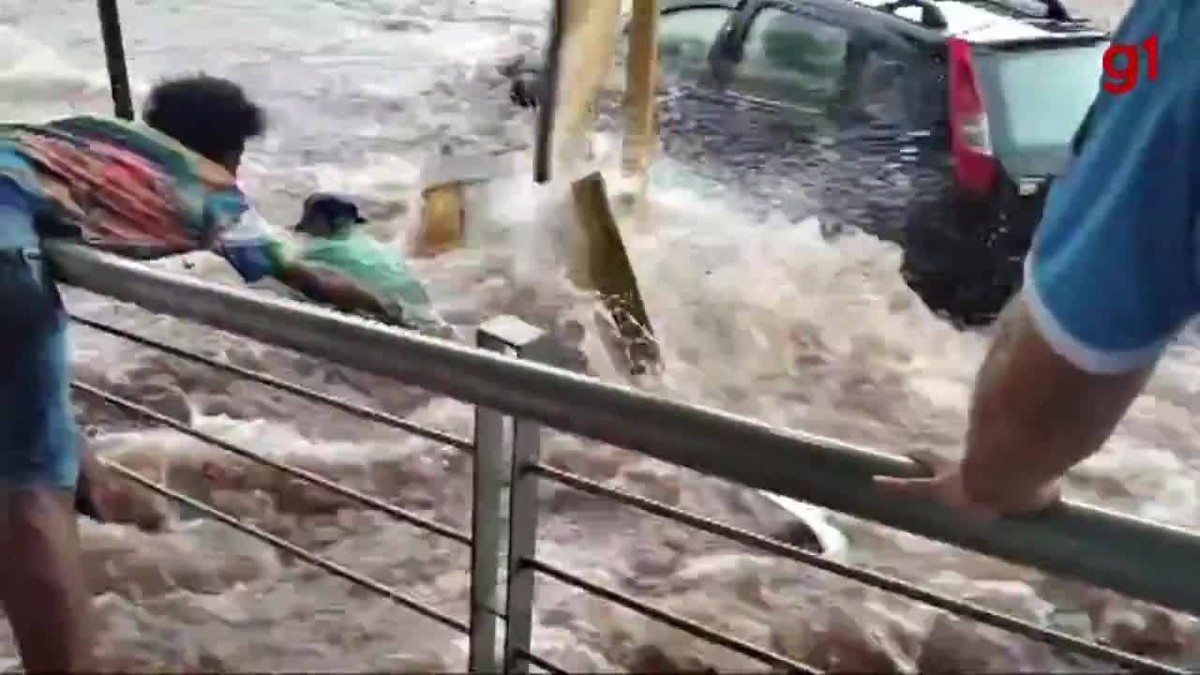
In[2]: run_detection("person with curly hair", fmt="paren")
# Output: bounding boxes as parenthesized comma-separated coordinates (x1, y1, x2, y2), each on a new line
(0, 74, 392, 672)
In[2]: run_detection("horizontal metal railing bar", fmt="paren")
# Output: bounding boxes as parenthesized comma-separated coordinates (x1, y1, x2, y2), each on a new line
(513, 649, 568, 675)
(533, 464, 1180, 674)
(99, 457, 470, 634)
(71, 313, 473, 453)
(48, 242, 1200, 616)
(72, 380, 472, 546)
(525, 557, 820, 674)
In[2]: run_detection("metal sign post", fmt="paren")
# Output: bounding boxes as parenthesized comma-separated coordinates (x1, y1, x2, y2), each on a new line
(96, 0, 134, 120)
(533, 0, 565, 184)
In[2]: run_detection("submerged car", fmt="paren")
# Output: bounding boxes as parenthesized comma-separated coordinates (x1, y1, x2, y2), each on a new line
(509, 0, 1110, 326)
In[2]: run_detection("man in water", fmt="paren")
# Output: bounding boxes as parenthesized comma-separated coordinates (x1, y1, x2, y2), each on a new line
(876, 3, 1200, 516)
(292, 192, 456, 338)
(0, 74, 393, 672)
(292, 195, 603, 372)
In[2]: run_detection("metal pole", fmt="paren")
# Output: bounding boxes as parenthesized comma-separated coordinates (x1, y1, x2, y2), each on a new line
(503, 415, 540, 675)
(467, 327, 509, 674)
(45, 241, 1200, 617)
(533, 0, 564, 183)
(497, 323, 556, 674)
(96, 0, 134, 120)
(469, 317, 551, 674)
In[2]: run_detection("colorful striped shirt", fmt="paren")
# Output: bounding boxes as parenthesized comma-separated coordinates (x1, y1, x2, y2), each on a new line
(0, 114, 287, 283)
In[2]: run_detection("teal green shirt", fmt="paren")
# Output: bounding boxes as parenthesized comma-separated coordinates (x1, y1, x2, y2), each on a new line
(298, 230, 443, 331)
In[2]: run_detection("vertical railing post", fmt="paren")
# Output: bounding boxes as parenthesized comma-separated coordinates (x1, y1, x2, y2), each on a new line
(469, 332, 508, 673)
(503, 415, 541, 673)
(468, 317, 549, 672)
(470, 316, 551, 674)
(96, 0, 134, 120)
(503, 346, 553, 673)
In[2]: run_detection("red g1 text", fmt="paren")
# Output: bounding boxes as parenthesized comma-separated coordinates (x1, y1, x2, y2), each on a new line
(1103, 36, 1159, 95)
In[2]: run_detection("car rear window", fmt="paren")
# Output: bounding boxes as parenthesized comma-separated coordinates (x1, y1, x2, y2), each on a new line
(972, 40, 1109, 156)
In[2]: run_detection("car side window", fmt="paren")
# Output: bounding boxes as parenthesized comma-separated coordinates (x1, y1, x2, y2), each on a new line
(851, 43, 910, 125)
(658, 7, 734, 84)
(728, 7, 852, 111)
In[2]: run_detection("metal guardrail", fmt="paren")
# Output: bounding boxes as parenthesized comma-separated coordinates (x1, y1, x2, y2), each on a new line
(50, 242, 1200, 614)
(49, 241, 1197, 674)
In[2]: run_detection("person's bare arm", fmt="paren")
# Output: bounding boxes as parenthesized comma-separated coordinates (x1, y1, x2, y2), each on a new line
(877, 18, 1200, 516)
(208, 197, 390, 319)
(955, 294, 1155, 512)
(273, 260, 391, 318)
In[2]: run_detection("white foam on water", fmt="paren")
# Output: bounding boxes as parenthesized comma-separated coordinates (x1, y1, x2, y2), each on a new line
(5, 0, 1194, 671)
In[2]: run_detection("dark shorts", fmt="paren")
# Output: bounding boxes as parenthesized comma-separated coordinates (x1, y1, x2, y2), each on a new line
(0, 173, 77, 490)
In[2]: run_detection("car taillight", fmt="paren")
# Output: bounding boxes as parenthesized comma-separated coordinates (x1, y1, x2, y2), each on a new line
(948, 38, 997, 194)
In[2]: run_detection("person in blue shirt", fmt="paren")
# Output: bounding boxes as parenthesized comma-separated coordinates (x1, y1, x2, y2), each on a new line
(877, 1, 1200, 516)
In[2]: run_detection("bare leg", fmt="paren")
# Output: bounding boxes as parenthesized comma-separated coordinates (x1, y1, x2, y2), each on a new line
(0, 324, 95, 672)
(0, 489, 93, 673)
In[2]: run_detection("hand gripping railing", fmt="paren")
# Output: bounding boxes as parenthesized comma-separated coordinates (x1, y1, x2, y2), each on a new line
(46, 240, 1200, 673)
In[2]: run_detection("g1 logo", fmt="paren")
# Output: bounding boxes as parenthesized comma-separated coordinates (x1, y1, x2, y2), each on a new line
(1103, 36, 1159, 95)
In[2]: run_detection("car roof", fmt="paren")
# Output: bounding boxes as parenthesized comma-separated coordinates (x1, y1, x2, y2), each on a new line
(660, 0, 1108, 45)
(847, 0, 1107, 43)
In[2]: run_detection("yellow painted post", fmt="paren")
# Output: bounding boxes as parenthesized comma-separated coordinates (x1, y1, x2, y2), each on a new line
(553, 0, 622, 169)
(623, 0, 660, 182)
(412, 181, 466, 258)
(533, 0, 662, 372)
(411, 152, 522, 258)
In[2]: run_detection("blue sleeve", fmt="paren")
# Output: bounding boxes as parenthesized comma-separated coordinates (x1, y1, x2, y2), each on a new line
(1024, 22, 1200, 374)
(205, 189, 289, 284)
